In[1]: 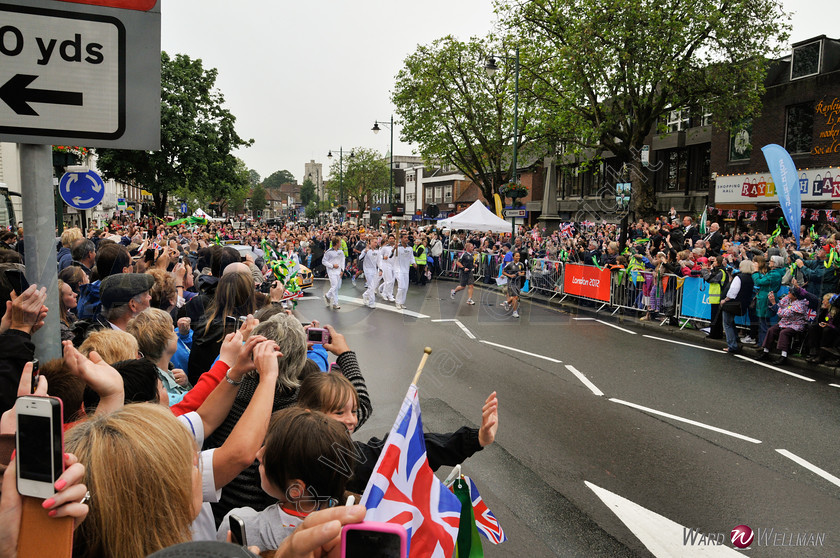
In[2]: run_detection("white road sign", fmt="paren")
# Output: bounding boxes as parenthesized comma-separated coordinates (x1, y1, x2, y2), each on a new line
(0, 0, 160, 150)
(0, 4, 123, 139)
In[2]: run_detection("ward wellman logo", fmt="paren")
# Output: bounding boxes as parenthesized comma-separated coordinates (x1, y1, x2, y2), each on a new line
(731, 525, 754, 549)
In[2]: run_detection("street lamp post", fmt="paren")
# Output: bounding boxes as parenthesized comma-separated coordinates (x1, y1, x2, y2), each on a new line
(327, 147, 353, 221)
(371, 115, 394, 206)
(485, 46, 520, 240)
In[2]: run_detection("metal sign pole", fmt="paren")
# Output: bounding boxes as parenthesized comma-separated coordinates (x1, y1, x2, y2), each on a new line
(20, 144, 60, 361)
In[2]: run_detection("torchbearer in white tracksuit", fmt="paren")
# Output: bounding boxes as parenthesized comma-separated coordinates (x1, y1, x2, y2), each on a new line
(361, 238, 381, 308)
(394, 236, 415, 309)
(322, 237, 345, 309)
(379, 235, 396, 302)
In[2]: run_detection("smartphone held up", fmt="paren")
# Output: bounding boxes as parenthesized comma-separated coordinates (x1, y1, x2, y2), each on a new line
(15, 395, 64, 499)
(341, 522, 407, 558)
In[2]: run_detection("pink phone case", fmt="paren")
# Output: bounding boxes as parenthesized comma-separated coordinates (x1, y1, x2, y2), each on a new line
(341, 522, 407, 558)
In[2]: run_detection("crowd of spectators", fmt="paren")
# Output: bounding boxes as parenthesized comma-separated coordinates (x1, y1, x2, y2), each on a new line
(0, 216, 501, 557)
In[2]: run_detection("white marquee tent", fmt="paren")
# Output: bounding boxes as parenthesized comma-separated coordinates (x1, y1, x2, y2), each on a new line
(437, 200, 513, 233)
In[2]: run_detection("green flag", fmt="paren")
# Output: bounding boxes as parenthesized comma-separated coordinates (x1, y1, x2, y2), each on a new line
(453, 480, 483, 557)
(699, 206, 708, 235)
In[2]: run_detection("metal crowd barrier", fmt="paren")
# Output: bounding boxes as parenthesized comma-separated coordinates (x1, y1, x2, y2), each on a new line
(433, 256, 699, 327)
(438, 249, 488, 282)
(528, 258, 564, 299)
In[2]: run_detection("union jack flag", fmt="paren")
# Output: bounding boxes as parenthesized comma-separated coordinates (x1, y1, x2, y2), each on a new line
(560, 223, 574, 238)
(360, 384, 461, 557)
(465, 475, 507, 544)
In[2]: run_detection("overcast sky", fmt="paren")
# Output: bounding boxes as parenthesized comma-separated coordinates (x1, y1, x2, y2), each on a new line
(160, 0, 833, 184)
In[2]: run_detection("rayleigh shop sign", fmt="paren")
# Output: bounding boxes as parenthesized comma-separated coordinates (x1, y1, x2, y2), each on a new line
(715, 167, 838, 203)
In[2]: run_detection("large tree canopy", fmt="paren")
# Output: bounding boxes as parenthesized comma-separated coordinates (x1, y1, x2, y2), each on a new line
(300, 178, 317, 207)
(263, 170, 296, 189)
(96, 52, 253, 216)
(325, 147, 389, 214)
(393, 35, 541, 203)
(497, 0, 789, 214)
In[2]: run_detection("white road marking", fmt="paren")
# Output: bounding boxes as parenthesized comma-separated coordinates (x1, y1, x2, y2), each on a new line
(586, 481, 746, 557)
(609, 398, 762, 444)
(573, 317, 595, 321)
(455, 321, 476, 339)
(564, 365, 604, 396)
(733, 355, 815, 382)
(298, 294, 431, 318)
(642, 335, 726, 354)
(478, 340, 562, 363)
(830, 384, 840, 389)
(776, 449, 840, 489)
(595, 319, 637, 335)
(431, 318, 476, 339)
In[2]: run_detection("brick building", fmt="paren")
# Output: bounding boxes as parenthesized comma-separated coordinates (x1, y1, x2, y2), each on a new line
(535, 34, 840, 230)
(712, 35, 840, 228)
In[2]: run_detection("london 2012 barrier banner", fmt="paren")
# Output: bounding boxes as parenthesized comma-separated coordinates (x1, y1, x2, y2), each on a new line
(563, 264, 611, 302)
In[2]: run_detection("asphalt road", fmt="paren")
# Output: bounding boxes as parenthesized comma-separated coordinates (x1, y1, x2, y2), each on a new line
(295, 278, 840, 557)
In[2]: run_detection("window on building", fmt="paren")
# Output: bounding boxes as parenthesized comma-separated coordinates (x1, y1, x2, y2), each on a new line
(729, 120, 752, 162)
(665, 108, 690, 132)
(791, 41, 821, 80)
(444, 186, 452, 201)
(425, 188, 433, 204)
(690, 107, 713, 128)
(656, 149, 688, 192)
(785, 102, 814, 154)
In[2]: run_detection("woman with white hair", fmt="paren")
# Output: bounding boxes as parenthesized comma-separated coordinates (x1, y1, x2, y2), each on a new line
(721, 259, 756, 354)
(202, 314, 371, 526)
(753, 254, 786, 346)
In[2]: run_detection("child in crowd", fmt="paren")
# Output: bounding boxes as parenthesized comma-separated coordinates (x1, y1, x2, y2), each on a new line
(217, 407, 354, 551)
(296, 370, 499, 494)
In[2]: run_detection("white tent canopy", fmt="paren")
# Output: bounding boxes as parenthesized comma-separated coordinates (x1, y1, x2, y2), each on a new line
(437, 200, 512, 233)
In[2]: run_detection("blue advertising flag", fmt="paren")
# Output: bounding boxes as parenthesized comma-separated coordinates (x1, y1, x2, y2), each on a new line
(761, 144, 801, 248)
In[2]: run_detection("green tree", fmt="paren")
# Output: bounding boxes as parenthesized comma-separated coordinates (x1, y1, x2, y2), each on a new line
(497, 0, 790, 215)
(263, 170, 296, 189)
(305, 201, 319, 220)
(96, 52, 253, 216)
(300, 178, 317, 207)
(211, 156, 250, 216)
(248, 169, 261, 186)
(325, 147, 389, 213)
(250, 183, 267, 216)
(393, 34, 540, 203)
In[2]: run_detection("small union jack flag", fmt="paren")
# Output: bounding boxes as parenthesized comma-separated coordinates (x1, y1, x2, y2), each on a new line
(361, 384, 461, 557)
(560, 223, 574, 238)
(807, 308, 817, 321)
(465, 476, 507, 544)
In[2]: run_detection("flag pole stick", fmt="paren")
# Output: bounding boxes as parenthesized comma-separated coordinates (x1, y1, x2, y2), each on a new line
(412, 347, 433, 386)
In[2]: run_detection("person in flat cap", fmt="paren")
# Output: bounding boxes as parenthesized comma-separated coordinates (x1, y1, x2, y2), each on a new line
(100, 272, 154, 330)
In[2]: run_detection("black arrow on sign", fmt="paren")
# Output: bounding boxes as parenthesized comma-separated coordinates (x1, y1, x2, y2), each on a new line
(0, 74, 83, 116)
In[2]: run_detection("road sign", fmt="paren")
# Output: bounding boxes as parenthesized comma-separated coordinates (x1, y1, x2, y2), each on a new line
(504, 209, 527, 218)
(180, 202, 188, 214)
(59, 169, 104, 210)
(0, 0, 160, 149)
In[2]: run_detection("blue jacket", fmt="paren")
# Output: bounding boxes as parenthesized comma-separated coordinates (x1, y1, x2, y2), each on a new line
(171, 328, 193, 371)
(307, 344, 330, 371)
(57, 247, 73, 271)
(76, 280, 101, 320)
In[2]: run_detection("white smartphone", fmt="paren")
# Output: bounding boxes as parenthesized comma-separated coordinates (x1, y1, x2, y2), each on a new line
(15, 396, 64, 499)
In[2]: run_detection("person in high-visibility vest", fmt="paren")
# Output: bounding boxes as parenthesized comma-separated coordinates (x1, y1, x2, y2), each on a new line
(701, 255, 727, 340)
(412, 237, 428, 285)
